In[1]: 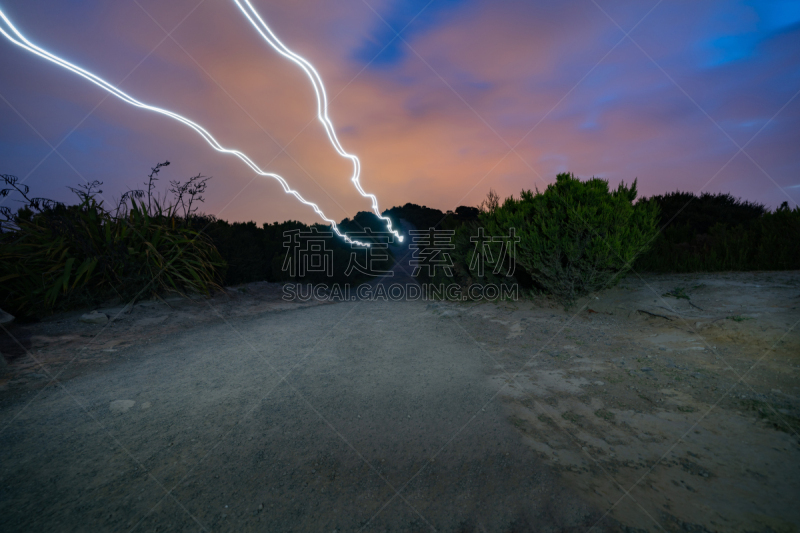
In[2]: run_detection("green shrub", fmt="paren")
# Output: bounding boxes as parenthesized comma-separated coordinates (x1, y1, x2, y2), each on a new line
(479, 173, 659, 306)
(448, 219, 520, 291)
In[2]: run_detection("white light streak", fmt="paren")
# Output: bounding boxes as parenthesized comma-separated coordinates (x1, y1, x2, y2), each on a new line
(0, 6, 372, 246)
(233, 0, 403, 243)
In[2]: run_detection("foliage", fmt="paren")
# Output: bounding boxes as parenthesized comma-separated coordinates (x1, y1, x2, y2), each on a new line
(477, 173, 660, 306)
(635, 191, 800, 272)
(4, 160, 796, 319)
(196, 210, 399, 287)
(644, 190, 765, 234)
(448, 219, 521, 291)
(0, 165, 225, 319)
(382, 203, 479, 233)
(379, 203, 481, 288)
(383, 203, 448, 233)
(338, 211, 391, 234)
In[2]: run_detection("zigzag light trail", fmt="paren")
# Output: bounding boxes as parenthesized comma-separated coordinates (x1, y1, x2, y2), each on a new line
(0, 6, 372, 246)
(234, 0, 402, 242)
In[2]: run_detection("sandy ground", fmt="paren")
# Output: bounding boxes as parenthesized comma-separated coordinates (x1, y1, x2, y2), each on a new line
(444, 271, 800, 532)
(0, 271, 798, 531)
(0, 284, 602, 532)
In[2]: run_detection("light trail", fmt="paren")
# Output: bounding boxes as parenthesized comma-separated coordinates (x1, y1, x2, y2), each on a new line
(0, 6, 372, 246)
(233, 0, 403, 243)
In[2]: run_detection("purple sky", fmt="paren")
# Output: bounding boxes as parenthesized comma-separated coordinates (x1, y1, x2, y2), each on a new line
(1, 0, 798, 225)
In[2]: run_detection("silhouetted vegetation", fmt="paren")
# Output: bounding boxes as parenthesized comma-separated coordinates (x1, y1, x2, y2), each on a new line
(0, 163, 224, 318)
(384, 203, 448, 232)
(634, 192, 800, 272)
(2, 164, 797, 318)
(198, 211, 392, 287)
(0, 166, 397, 318)
(644, 191, 766, 234)
(387, 178, 799, 306)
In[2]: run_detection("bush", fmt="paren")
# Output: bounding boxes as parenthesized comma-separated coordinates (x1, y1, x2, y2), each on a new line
(635, 192, 800, 272)
(0, 167, 225, 318)
(643, 190, 765, 234)
(198, 211, 395, 286)
(479, 173, 659, 306)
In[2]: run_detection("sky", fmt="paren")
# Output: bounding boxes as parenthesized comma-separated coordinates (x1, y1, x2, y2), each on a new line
(1, 0, 798, 226)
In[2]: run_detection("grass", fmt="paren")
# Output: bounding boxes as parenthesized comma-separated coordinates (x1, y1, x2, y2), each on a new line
(1, 172, 225, 318)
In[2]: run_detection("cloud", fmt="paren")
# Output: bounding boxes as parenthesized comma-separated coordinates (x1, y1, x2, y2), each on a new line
(1, 0, 797, 227)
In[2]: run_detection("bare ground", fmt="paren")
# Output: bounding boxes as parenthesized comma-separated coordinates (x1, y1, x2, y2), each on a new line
(442, 270, 800, 532)
(0, 271, 798, 531)
(0, 284, 603, 532)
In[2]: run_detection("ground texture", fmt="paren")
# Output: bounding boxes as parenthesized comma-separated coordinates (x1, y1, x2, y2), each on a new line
(1, 271, 798, 532)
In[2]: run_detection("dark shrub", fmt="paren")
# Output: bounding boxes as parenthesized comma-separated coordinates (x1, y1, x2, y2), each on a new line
(383, 203, 447, 231)
(635, 191, 799, 272)
(200, 212, 395, 286)
(0, 171, 224, 318)
(645, 190, 765, 234)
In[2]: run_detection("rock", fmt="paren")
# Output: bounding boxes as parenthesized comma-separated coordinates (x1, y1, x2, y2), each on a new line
(0, 307, 14, 326)
(101, 302, 134, 321)
(110, 400, 136, 414)
(80, 312, 108, 325)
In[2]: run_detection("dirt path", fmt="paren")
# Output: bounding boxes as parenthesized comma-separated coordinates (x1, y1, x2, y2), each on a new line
(1, 271, 798, 532)
(0, 289, 602, 532)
